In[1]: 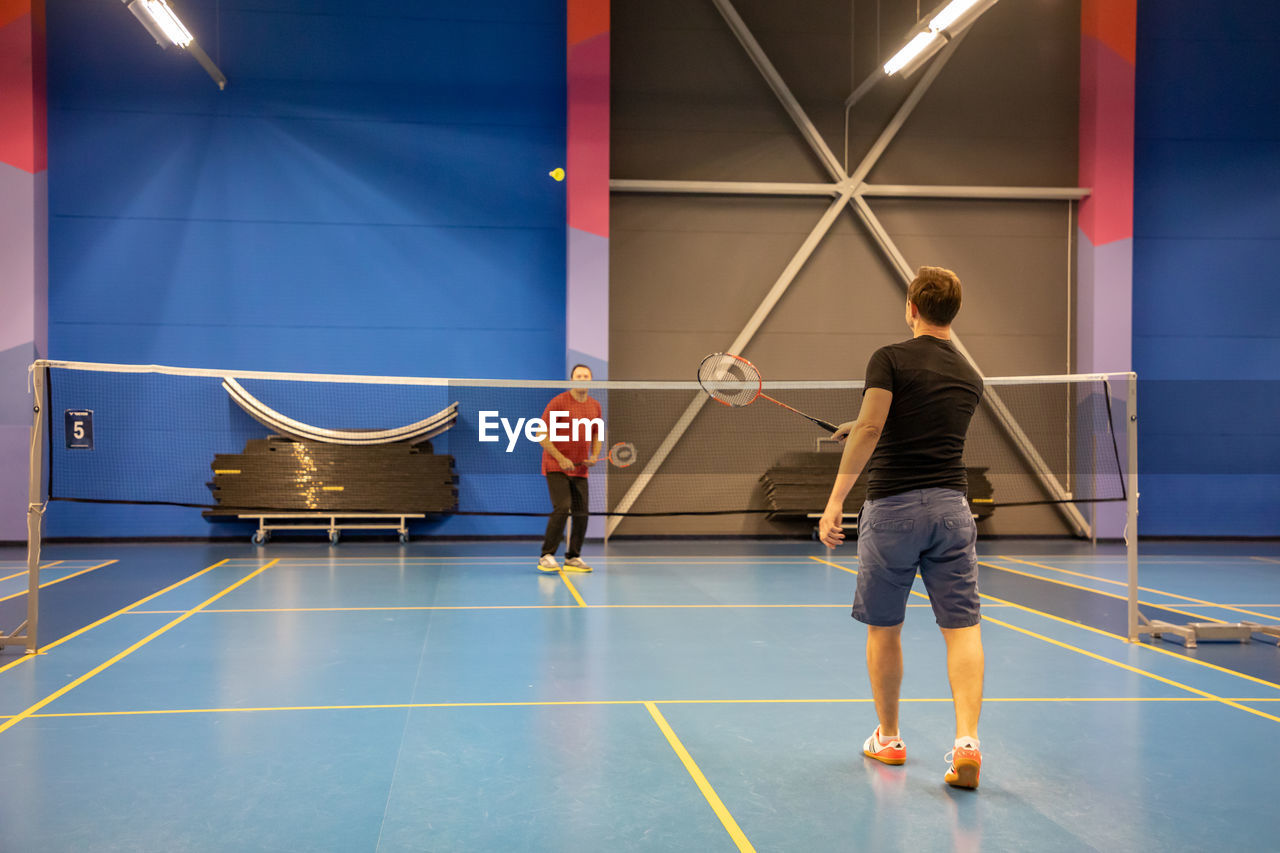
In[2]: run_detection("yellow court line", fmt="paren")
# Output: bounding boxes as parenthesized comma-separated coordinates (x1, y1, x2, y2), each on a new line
(981, 614, 1280, 724)
(996, 555, 1278, 621)
(0, 560, 276, 733)
(808, 556, 1280, 694)
(978, 560, 1225, 623)
(645, 702, 755, 852)
(1250, 556, 1280, 565)
(0, 558, 234, 676)
(9, 695, 1280, 722)
(227, 559, 822, 570)
(977, 588, 1280, 694)
(0, 560, 119, 604)
(0, 560, 67, 583)
(123, 603, 967, 615)
(227, 557, 816, 564)
(559, 572, 587, 607)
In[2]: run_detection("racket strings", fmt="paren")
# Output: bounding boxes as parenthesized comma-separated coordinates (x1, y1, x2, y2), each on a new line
(697, 354, 761, 407)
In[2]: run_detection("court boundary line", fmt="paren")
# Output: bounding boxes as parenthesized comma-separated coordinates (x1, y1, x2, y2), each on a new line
(1250, 556, 1280, 565)
(0, 558, 233, 676)
(0, 560, 118, 604)
(979, 560, 1225, 623)
(558, 571, 587, 607)
(121, 602, 969, 615)
(0, 560, 65, 583)
(215, 555, 824, 560)
(645, 701, 755, 851)
(980, 613, 1280, 724)
(809, 556, 1280, 696)
(3, 695, 1277, 722)
(0, 560, 277, 733)
(995, 555, 1278, 621)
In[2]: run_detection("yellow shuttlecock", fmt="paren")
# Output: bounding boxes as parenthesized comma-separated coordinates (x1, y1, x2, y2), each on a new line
(549, 167, 565, 181)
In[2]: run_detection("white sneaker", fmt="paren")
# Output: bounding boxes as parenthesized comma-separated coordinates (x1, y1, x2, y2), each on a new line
(562, 557, 593, 573)
(537, 554, 560, 573)
(862, 726, 906, 765)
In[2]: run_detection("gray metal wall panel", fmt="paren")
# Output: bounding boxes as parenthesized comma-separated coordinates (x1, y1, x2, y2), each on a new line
(610, 0, 1083, 537)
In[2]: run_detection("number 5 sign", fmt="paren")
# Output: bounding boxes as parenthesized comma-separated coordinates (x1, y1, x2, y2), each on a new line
(65, 410, 94, 450)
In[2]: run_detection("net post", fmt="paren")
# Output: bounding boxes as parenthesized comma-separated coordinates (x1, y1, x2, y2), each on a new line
(1125, 372, 1139, 643)
(25, 363, 48, 653)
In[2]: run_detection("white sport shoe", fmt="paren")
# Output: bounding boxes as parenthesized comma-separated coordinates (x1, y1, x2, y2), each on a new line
(537, 554, 560, 573)
(562, 557, 593, 573)
(944, 741, 981, 789)
(862, 726, 906, 765)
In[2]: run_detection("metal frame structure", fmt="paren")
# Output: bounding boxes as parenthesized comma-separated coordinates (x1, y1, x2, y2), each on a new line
(608, 0, 1093, 538)
(2, 366, 45, 654)
(237, 513, 426, 545)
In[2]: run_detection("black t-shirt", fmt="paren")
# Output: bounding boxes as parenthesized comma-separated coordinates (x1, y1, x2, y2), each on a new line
(863, 335, 984, 500)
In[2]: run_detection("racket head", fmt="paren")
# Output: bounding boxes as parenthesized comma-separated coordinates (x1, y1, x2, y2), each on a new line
(697, 353, 763, 407)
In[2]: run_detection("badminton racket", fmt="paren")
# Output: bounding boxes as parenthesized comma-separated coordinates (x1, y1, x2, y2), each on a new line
(697, 352, 839, 433)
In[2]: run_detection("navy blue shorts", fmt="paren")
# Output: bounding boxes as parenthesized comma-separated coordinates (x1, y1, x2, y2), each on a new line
(852, 488, 980, 629)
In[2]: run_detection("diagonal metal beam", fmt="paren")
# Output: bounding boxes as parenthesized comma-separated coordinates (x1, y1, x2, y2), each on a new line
(848, 31, 967, 188)
(607, 6, 1091, 537)
(605, 188, 856, 536)
(849, 195, 1092, 537)
(710, 0, 847, 182)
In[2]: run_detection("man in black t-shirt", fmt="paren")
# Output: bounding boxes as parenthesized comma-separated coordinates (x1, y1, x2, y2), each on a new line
(818, 266, 986, 790)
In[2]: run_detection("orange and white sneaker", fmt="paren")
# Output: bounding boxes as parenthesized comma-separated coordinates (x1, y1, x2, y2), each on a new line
(944, 741, 981, 789)
(862, 726, 906, 765)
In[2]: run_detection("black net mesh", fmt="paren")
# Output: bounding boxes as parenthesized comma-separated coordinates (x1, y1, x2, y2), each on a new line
(39, 364, 1126, 518)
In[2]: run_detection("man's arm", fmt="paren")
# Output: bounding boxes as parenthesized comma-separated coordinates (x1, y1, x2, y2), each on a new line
(819, 388, 892, 547)
(539, 404, 575, 471)
(540, 435, 576, 470)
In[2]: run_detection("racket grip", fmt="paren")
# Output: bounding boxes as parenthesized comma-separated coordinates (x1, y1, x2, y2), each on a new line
(814, 418, 839, 433)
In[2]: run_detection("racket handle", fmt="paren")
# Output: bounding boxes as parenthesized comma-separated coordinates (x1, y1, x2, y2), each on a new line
(812, 417, 839, 433)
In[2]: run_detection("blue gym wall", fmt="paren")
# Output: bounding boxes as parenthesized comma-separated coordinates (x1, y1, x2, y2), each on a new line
(45, 0, 566, 538)
(1133, 0, 1280, 536)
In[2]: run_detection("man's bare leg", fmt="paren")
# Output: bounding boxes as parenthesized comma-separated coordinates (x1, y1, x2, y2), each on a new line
(866, 623, 904, 735)
(940, 623, 984, 739)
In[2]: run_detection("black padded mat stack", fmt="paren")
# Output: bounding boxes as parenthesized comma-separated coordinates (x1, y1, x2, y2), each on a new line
(204, 437, 457, 514)
(760, 451, 994, 522)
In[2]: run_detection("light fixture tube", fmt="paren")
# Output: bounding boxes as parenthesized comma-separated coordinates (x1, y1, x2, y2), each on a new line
(883, 0, 999, 77)
(929, 0, 1000, 37)
(126, 0, 193, 48)
(883, 30, 942, 76)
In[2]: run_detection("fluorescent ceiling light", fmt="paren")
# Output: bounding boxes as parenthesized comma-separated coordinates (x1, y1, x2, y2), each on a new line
(883, 31, 941, 76)
(127, 0, 193, 48)
(930, 0, 1000, 36)
(883, 0, 999, 77)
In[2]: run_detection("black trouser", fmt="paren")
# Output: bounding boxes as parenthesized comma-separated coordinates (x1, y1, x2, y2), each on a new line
(541, 472, 588, 558)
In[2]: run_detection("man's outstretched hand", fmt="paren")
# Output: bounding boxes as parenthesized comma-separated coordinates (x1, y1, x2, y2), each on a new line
(819, 505, 845, 548)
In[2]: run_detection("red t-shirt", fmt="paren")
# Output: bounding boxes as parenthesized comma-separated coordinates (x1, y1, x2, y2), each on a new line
(540, 391, 603, 477)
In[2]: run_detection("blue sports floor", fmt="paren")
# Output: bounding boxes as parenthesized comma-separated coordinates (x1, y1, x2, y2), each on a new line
(2, 539, 1278, 852)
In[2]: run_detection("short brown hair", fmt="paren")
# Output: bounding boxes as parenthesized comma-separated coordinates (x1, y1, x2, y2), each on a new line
(907, 266, 962, 326)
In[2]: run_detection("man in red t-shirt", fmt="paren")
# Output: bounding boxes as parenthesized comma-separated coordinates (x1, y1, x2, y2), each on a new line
(537, 364, 603, 573)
